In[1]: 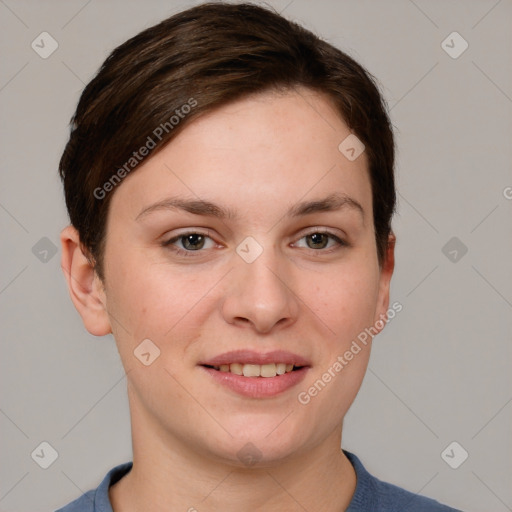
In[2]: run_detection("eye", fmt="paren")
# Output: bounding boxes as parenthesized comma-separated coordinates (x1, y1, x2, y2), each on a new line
(294, 230, 346, 251)
(162, 229, 346, 257)
(162, 231, 216, 255)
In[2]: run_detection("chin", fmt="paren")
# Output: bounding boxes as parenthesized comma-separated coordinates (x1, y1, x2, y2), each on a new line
(202, 416, 311, 468)
(220, 441, 304, 469)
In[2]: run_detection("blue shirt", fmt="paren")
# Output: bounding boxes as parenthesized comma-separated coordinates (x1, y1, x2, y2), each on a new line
(55, 451, 462, 511)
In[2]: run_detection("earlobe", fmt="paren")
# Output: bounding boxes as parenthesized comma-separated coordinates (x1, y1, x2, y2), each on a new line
(60, 225, 112, 336)
(374, 233, 396, 330)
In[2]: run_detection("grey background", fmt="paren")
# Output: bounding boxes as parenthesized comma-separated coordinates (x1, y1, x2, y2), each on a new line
(1, 0, 511, 511)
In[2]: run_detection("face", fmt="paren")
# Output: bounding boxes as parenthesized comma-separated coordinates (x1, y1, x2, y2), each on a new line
(95, 88, 393, 466)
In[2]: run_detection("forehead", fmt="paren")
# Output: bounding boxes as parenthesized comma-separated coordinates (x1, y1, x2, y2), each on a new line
(108, 88, 372, 224)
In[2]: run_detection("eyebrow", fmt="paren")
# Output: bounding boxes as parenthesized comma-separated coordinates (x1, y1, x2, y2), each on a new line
(135, 193, 364, 221)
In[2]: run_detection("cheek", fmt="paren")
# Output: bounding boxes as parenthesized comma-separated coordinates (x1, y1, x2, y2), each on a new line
(305, 262, 380, 347)
(293, 268, 379, 433)
(104, 250, 220, 358)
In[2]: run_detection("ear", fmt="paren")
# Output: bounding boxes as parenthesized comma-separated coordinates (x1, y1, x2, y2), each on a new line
(373, 233, 396, 330)
(60, 225, 112, 336)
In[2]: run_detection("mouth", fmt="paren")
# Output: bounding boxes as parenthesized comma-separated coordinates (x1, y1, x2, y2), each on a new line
(199, 350, 310, 398)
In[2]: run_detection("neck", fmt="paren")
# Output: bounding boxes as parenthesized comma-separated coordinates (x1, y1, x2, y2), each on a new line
(110, 393, 356, 512)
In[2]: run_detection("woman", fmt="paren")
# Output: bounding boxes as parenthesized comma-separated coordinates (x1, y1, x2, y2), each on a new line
(57, 3, 460, 510)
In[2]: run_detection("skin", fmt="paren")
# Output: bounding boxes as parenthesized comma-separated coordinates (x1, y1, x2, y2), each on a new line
(61, 88, 394, 512)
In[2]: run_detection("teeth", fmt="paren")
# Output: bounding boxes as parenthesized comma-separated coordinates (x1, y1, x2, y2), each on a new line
(230, 363, 243, 375)
(212, 363, 298, 377)
(243, 364, 260, 377)
(276, 363, 286, 375)
(260, 363, 276, 378)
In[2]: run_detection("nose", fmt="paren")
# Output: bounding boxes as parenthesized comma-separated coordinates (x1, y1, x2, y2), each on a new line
(221, 245, 300, 334)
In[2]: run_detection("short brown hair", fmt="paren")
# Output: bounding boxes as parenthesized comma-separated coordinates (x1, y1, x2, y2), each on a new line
(59, 2, 395, 280)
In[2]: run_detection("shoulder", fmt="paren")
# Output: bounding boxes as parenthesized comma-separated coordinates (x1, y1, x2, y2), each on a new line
(344, 451, 463, 512)
(55, 462, 132, 512)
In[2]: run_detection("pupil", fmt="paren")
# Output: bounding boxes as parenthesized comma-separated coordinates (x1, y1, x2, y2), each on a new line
(308, 233, 327, 249)
(184, 234, 204, 250)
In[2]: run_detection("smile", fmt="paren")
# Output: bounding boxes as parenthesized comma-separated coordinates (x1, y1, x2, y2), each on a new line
(199, 350, 310, 398)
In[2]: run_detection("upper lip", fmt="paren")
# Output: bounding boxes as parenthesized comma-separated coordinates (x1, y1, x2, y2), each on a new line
(200, 350, 311, 367)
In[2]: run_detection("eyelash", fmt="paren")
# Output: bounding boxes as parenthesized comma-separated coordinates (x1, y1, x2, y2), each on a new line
(162, 230, 215, 258)
(161, 229, 347, 257)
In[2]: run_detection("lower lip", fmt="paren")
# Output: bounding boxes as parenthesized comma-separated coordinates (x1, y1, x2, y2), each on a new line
(200, 366, 309, 398)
